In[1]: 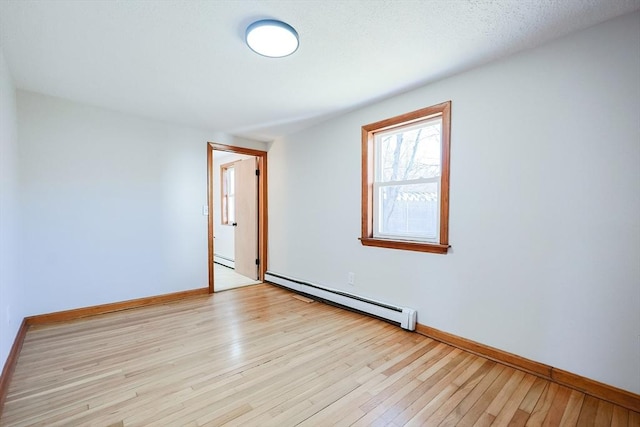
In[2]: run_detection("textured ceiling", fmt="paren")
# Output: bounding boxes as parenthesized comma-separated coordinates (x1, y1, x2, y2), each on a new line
(1, 0, 639, 141)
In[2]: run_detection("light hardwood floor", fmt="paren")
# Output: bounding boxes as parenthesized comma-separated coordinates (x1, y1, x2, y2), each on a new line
(1, 284, 638, 426)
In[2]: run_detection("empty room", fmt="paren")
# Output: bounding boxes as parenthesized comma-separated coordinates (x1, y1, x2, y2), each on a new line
(0, 1, 639, 425)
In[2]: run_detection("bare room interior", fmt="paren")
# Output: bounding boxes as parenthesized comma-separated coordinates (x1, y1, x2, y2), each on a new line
(0, 1, 639, 425)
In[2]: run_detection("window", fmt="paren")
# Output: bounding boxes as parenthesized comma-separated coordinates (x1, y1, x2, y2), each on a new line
(361, 101, 451, 254)
(221, 162, 236, 225)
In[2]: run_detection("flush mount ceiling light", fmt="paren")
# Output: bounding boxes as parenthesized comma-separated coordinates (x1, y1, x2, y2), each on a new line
(245, 19, 299, 58)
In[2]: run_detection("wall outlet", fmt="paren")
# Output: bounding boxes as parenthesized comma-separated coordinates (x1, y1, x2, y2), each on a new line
(202, 205, 209, 216)
(347, 272, 355, 286)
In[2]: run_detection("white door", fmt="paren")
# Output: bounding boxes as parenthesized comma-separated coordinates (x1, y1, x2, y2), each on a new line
(233, 157, 258, 280)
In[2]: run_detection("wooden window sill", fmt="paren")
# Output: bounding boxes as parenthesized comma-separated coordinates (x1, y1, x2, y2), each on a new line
(359, 237, 449, 254)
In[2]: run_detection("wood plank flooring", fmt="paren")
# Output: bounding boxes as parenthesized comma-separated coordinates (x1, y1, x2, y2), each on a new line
(1, 284, 638, 426)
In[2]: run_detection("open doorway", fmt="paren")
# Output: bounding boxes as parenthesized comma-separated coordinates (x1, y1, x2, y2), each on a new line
(207, 143, 267, 293)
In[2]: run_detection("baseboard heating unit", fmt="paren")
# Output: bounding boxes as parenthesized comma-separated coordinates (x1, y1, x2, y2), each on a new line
(213, 254, 234, 269)
(265, 271, 417, 331)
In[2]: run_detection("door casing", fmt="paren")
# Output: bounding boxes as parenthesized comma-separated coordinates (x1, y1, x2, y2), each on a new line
(207, 142, 268, 293)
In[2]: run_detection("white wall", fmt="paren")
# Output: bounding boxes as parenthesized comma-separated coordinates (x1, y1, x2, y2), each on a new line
(268, 12, 640, 393)
(0, 50, 25, 372)
(17, 91, 266, 315)
(212, 152, 253, 261)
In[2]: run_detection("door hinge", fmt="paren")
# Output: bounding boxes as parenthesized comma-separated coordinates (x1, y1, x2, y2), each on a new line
(256, 259, 260, 266)
(255, 169, 260, 176)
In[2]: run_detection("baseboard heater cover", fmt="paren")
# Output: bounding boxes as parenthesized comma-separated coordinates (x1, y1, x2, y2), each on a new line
(214, 254, 234, 269)
(265, 271, 417, 331)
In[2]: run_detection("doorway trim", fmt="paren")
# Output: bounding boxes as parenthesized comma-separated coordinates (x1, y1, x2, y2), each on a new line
(207, 142, 268, 293)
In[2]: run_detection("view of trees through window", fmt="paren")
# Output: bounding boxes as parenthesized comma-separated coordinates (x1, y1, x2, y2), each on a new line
(375, 118, 442, 241)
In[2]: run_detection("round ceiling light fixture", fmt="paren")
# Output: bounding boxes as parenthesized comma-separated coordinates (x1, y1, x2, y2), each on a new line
(245, 19, 299, 58)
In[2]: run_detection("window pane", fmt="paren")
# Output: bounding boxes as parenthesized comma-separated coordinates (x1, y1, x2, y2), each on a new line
(378, 119, 442, 182)
(228, 167, 235, 196)
(228, 195, 235, 223)
(377, 182, 439, 241)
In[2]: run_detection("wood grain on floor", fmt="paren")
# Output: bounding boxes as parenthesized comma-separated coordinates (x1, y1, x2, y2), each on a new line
(1, 284, 638, 426)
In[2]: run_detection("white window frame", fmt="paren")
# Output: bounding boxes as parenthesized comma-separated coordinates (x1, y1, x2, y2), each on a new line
(372, 117, 443, 243)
